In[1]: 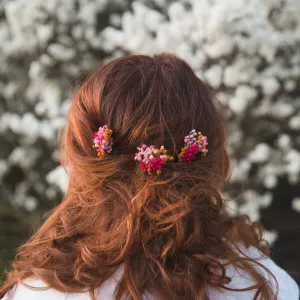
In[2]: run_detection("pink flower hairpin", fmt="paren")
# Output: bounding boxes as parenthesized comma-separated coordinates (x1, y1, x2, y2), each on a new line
(178, 129, 208, 162)
(134, 145, 174, 175)
(93, 126, 208, 174)
(93, 125, 113, 158)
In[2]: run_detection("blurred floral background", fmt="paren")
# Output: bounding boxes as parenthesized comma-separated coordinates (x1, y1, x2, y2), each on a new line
(0, 0, 299, 285)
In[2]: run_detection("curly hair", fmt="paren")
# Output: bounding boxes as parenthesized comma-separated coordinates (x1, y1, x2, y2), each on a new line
(0, 53, 277, 300)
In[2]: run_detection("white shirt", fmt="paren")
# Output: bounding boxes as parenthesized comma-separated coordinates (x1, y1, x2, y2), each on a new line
(2, 246, 299, 300)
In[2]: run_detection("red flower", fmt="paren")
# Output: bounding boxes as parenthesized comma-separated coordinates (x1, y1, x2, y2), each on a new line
(183, 144, 199, 162)
(148, 157, 164, 172)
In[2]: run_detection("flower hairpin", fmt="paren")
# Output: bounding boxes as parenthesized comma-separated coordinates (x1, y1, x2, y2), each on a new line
(134, 145, 174, 175)
(93, 124, 113, 158)
(93, 126, 208, 175)
(178, 129, 208, 162)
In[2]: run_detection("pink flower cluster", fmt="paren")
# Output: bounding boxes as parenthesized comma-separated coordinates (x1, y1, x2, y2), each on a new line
(93, 125, 113, 158)
(179, 129, 208, 162)
(93, 126, 208, 174)
(134, 145, 172, 175)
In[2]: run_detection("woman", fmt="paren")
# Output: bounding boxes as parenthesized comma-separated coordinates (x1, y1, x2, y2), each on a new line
(1, 54, 299, 299)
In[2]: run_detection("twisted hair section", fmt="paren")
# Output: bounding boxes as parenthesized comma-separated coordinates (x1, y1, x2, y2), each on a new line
(1, 54, 276, 300)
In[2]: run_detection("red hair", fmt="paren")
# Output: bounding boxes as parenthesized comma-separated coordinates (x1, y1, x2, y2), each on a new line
(0, 53, 277, 299)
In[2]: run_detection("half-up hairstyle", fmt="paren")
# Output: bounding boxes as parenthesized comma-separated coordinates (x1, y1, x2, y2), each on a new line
(0, 53, 277, 300)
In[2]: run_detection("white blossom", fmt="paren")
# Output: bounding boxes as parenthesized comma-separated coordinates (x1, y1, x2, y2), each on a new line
(248, 144, 271, 163)
(291, 197, 300, 213)
(24, 196, 38, 212)
(261, 77, 280, 96)
(289, 115, 300, 130)
(264, 174, 278, 189)
(48, 43, 76, 61)
(239, 191, 273, 221)
(204, 65, 223, 89)
(270, 100, 294, 119)
(231, 159, 251, 182)
(284, 149, 300, 184)
(277, 134, 292, 150)
(0, 159, 8, 182)
(263, 230, 278, 246)
(46, 166, 69, 192)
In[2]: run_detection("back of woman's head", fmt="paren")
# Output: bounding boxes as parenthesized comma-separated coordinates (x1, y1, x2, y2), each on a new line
(1, 53, 275, 300)
(65, 53, 229, 187)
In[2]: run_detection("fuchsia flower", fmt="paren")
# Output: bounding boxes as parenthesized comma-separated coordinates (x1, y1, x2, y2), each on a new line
(178, 129, 208, 163)
(134, 145, 174, 175)
(93, 125, 113, 158)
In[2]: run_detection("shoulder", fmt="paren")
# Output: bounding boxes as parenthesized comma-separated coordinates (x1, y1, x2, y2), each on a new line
(1, 279, 88, 300)
(2, 249, 299, 300)
(1, 277, 118, 300)
(208, 245, 300, 300)
(1, 266, 122, 300)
